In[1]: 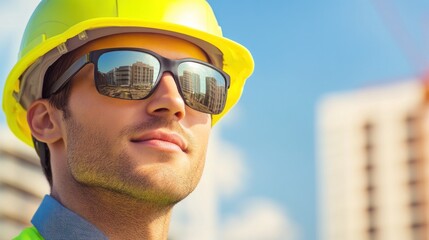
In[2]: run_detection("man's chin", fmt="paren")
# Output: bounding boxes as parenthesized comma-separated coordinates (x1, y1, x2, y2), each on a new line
(100, 168, 196, 206)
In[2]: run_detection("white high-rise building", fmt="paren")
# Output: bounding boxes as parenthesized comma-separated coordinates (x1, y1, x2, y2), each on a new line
(318, 80, 429, 240)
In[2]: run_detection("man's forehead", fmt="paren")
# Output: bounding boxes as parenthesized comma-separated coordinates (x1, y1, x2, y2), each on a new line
(76, 33, 209, 61)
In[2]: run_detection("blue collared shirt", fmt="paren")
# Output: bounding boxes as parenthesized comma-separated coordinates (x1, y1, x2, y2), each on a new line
(31, 195, 108, 240)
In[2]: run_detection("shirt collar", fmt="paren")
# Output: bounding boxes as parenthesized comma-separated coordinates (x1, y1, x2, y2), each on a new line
(32, 195, 108, 240)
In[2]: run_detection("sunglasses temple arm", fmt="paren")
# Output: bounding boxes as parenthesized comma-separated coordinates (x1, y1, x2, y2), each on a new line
(49, 55, 90, 94)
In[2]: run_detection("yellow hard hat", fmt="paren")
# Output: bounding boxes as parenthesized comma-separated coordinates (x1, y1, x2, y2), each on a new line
(2, 0, 254, 147)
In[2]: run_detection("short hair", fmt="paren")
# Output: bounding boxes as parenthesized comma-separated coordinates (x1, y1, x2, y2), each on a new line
(33, 49, 78, 187)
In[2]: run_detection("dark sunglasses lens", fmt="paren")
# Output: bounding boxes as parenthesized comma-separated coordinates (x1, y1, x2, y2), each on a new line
(95, 51, 161, 99)
(178, 62, 227, 114)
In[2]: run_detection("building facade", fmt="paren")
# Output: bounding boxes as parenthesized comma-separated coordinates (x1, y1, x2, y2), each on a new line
(0, 127, 49, 239)
(318, 80, 429, 240)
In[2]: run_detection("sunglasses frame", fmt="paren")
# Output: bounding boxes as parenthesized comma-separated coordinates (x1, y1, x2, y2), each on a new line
(48, 47, 230, 114)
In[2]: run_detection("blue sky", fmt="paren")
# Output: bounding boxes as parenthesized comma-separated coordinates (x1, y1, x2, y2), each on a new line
(1, 1, 428, 239)
(208, 1, 428, 239)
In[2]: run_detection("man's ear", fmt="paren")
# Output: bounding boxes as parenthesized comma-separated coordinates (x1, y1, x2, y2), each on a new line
(27, 99, 63, 143)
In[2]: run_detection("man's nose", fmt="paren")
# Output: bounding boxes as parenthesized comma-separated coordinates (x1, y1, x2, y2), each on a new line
(145, 72, 186, 120)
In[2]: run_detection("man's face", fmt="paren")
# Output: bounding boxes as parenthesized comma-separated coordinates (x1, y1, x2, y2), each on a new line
(58, 33, 212, 205)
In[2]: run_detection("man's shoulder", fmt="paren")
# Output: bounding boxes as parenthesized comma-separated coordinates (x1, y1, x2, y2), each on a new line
(13, 226, 44, 240)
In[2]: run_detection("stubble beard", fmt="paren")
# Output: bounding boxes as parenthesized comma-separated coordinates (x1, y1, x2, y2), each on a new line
(64, 115, 207, 208)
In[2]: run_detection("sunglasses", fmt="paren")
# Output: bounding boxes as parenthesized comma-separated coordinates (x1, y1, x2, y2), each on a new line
(49, 48, 230, 114)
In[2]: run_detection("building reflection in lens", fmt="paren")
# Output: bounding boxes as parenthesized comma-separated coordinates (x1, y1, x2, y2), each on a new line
(96, 58, 226, 112)
(179, 70, 226, 113)
(97, 61, 155, 99)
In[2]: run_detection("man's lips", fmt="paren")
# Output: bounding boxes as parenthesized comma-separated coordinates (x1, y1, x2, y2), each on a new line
(130, 130, 188, 152)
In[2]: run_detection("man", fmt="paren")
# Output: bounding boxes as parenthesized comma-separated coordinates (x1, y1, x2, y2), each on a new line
(3, 0, 253, 239)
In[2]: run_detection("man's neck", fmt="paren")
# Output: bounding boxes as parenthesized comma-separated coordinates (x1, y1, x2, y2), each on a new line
(51, 183, 174, 240)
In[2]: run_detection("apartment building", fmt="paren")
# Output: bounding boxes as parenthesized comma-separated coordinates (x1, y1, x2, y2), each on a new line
(0, 127, 49, 239)
(318, 80, 429, 240)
